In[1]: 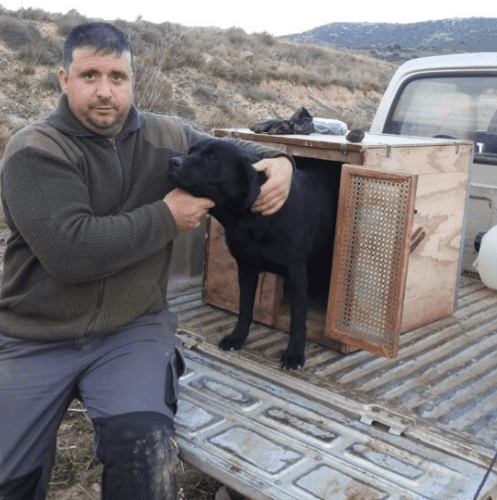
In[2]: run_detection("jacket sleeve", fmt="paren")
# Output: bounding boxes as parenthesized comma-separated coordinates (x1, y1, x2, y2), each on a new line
(1, 144, 177, 285)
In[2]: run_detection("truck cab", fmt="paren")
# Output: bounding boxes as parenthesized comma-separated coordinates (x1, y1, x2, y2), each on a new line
(370, 52, 497, 273)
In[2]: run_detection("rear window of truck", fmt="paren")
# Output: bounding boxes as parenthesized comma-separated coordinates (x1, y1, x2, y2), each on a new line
(383, 74, 497, 163)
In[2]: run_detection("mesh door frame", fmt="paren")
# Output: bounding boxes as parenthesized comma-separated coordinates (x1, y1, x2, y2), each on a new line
(325, 165, 418, 357)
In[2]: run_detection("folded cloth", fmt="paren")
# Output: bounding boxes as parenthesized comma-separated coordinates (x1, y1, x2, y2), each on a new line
(249, 119, 294, 135)
(249, 108, 361, 139)
(289, 107, 314, 135)
(249, 107, 314, 135)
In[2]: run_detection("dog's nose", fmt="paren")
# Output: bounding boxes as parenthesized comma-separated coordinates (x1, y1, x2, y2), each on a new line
(169, 157, 182, 168)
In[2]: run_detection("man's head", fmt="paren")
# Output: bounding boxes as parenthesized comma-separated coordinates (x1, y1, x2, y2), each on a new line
(62, 22, 133, 71)
(58, 22, 134, 139)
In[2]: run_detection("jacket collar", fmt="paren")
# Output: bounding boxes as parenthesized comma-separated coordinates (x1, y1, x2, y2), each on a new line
(48, 93, 145, 139)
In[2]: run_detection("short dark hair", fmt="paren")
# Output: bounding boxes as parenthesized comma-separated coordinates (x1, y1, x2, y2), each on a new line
(63, 22, 133, 70)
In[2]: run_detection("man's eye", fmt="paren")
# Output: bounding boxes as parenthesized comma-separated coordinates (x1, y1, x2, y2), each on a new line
(113, 73, 129, 82)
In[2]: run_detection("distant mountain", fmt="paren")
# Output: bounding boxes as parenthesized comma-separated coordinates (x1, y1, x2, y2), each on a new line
(283, 18, 497, 62)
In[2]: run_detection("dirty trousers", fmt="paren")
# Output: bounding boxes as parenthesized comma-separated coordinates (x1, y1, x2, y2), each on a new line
(0, 310, 185, 500)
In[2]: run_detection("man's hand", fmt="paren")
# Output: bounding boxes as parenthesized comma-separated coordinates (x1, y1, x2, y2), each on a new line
(251, 157, 293, 216)
(164, 188, 215, 231)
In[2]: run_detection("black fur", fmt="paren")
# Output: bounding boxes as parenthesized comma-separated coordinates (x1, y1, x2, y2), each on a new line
(168, 138, 337, 369)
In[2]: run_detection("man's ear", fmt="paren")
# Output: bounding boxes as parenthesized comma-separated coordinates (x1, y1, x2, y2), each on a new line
(57, 67, 69, 94)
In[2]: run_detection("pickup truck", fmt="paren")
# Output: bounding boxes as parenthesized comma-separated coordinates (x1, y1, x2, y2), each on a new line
(170, 53, 497, 500)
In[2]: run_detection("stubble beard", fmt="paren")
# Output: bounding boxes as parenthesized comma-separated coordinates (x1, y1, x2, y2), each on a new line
(86, 100, 129, 139)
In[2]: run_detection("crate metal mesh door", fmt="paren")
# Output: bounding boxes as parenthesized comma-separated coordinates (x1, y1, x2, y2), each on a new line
(326, 165, 417, 357)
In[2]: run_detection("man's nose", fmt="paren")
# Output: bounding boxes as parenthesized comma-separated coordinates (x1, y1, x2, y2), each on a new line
(96, 77, 112, 98)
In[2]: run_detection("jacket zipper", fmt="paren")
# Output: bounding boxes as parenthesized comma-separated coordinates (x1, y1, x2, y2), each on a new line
(109, 139, 126, 206)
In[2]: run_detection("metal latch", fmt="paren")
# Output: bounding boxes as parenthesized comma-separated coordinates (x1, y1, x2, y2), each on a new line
(360, 406, 413, 436)
(410, 227, 426, 254)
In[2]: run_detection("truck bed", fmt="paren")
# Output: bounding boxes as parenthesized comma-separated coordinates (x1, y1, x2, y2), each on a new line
(170, 275, 497, 499)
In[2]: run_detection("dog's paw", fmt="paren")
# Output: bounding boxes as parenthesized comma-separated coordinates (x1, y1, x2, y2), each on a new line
(280, 349, 305, 370)
(219, 335, 245, 352)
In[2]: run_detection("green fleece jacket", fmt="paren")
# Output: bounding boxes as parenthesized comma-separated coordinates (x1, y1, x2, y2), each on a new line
(0, 95, 291, 341)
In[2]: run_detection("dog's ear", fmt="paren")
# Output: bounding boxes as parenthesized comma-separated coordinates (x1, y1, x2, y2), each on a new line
(238, 156, 263, 208)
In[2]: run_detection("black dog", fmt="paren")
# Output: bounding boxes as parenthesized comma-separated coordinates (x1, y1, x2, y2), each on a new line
(168, 138, 337, 369)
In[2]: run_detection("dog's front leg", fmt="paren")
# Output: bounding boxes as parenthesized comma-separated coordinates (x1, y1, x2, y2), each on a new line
(282, 262, 308, 370)
(219, 264, 259, 352)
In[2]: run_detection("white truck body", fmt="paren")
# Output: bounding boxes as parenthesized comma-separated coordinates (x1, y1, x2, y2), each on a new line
(172, 53, 497, 500)
(370, 52, 497, 273)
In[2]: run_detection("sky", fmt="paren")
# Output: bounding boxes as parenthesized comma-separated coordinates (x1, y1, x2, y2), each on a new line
(1, 0, 497, 36)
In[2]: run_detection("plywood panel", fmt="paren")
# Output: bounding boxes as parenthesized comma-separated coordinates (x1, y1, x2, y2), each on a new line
(400, 171, 469, 331)
(364, 142, 473, 175)
(203, 216, 283, 326)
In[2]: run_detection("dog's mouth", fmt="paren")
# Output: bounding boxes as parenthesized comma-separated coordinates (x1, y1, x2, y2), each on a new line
(181, 183, 211, 198)
(168, 157, 220, 202)
(167, 172, 217, 204)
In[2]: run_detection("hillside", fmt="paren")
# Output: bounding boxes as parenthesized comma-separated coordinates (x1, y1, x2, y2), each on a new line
(285, 17, 497, 62)
(0, 6, 398, 156)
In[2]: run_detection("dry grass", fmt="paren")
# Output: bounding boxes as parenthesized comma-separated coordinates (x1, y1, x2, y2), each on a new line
(0, 5, 397, 145)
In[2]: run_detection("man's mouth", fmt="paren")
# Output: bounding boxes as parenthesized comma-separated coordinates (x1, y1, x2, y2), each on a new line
(90, 101, 117, 111)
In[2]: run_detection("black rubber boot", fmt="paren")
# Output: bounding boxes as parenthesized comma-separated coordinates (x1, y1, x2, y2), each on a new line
(94, 411, 182, 500)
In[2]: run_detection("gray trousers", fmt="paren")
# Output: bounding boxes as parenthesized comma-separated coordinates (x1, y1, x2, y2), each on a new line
(0, 310, 184, 500)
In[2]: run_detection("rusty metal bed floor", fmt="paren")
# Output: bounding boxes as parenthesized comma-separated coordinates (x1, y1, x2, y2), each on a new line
(169, 275, 497, 499)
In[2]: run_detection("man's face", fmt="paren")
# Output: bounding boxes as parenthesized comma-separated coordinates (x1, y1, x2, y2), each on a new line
(58, 48, 134, 139)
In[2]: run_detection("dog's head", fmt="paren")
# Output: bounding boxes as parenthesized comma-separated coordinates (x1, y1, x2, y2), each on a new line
(167, 138, 264, 208)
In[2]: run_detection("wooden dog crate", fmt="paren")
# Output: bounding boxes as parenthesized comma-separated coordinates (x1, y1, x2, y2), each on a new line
(204, 130, 473, 357)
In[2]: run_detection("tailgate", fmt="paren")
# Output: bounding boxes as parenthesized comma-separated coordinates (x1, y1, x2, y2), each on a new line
(170, 276, 497, 499)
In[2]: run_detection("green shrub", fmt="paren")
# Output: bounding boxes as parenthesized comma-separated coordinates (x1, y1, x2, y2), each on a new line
(225, 27, 251, 48)
(0, 16, 41, 49)
(193, 85, 221, 103)
(257, 31, 276, 47)
(18, 39, 62, 66)
(17, 7, 53, 22)
(133, 67, 174, 113)
(55, 9, 89, 37)
(39, 71, 61, 92)
(238, 85, 279, 102)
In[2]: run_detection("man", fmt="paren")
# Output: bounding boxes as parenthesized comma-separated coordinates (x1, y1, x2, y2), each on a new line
(0, 22, 293, 500)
